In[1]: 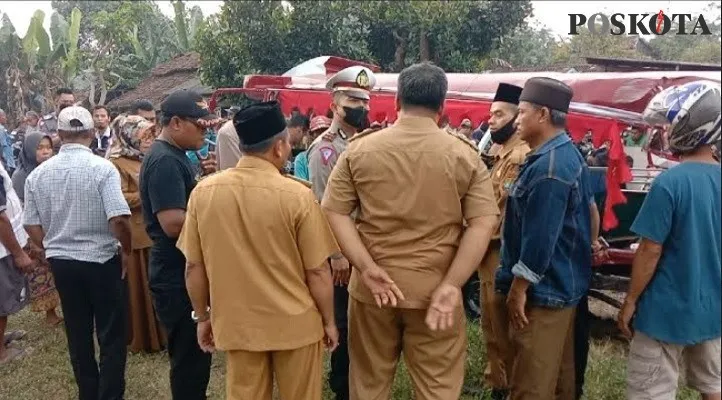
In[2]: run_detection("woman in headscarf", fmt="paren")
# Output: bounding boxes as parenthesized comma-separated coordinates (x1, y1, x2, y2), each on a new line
(10, 132, 62, 326)
(107, 115, 165, 353)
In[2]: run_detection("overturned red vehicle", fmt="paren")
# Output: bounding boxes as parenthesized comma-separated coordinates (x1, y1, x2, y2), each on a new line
(209, 56, 720, 310)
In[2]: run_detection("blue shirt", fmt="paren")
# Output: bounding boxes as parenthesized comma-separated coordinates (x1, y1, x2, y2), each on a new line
(186, 131, 217, 175)
(630, 162, 721, 345)
(496, 133, 594, 308)
(294, 151, 309, 180)
(0, 125, 15, 170)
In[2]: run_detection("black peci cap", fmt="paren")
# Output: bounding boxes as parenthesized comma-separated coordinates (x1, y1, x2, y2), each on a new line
(233, 101, 287, 146)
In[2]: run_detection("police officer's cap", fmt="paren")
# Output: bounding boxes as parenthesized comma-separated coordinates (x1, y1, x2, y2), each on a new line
(326, 66, 377, 100)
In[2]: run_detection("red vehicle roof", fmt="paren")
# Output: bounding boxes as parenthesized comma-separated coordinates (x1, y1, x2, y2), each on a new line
(246, 70, 720, 114)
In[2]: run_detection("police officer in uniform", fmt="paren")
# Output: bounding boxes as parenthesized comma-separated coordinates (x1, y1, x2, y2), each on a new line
(306, 65, 377, 400)
(477, 83, 530, 400)
(39, 88, 76, 153)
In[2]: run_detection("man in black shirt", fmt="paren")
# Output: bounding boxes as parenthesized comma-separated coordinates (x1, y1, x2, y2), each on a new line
(140, 90, 220, 399)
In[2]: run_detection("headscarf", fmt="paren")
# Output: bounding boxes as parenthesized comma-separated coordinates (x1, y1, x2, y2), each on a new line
(106, 114, 156, 160)
(11, 132, 51, 203)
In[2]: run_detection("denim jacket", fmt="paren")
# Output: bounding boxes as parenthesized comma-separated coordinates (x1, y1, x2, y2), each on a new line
(495, 132, 593, 308)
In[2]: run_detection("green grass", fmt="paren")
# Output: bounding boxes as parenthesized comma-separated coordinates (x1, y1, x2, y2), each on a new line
(0, 307, 699, 400)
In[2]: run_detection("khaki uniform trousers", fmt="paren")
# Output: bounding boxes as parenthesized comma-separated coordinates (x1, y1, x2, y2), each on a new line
(348, 298, 467, 400)
(478, 241, 510, 390)
(493, 293, 576, 400)
(226, 341, 323, 400)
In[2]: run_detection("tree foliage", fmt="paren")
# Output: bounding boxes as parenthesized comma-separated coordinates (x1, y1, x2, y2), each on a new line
(51, 0, 204, 105)
(0, 8, 82, 125)
(197, 0, 533, 88)
(483, 25, 557, 68)
(553, 26, 651, 65)
(647, 3, 721, 64)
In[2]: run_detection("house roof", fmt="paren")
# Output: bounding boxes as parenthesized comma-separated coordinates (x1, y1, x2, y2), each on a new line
(585, 56, 722, 72)
(107, 52, 213, 110)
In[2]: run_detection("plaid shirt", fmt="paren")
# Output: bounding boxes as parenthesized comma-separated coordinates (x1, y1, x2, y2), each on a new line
(23, 144, 131, 263)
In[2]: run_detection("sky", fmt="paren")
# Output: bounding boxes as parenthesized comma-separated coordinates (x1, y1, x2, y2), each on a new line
(0, 1, 716, 39)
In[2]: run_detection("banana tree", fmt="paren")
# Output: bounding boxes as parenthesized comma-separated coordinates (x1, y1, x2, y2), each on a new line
(0, 8, 81, 125)
(50, 8, 82, 85)
(173, 0, 204, 52)
(1, 14, 26, 126)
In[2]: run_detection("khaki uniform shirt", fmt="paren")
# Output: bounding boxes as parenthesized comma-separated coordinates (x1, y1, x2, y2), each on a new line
(307, 130, 348, 201)
(322, 116, 499, 309)
(176, 156, 340, 352)
(216, 120, 242, 171)
(489, 134, 530, 239)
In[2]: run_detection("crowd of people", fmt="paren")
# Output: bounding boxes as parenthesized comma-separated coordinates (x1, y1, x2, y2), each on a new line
(0, 62, 719, 400)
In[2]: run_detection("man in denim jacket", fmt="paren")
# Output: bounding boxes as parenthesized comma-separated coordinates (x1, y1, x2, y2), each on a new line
(494, 77, 597, 400)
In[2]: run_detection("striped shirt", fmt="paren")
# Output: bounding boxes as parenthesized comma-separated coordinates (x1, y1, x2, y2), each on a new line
(23, 144, 131, 263)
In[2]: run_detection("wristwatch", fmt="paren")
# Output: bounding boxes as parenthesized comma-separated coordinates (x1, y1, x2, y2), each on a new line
(191, 307, 211, 323)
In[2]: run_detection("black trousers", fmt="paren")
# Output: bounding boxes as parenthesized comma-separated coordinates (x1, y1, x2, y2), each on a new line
(151, 288, 212, 400)
(49, 256, 128, 400)
(574, 295, 591, 400)
(329, 284, 350, 400)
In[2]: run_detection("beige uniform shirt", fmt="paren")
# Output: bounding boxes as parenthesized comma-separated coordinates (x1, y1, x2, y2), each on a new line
(216, 120, 241, 170)
(322, 116, 499, 309)
(489, 134, 530, 239)
(307, 130, 348, 201)
(177, 156, 340, 352)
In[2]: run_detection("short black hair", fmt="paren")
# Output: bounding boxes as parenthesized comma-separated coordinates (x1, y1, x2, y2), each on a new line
(56, 87, 74, 97)
(288, 114, 310, 130)
(160, 114, 173, 127)
(397, 62, 448, 112)
(93, 105, 109, 114)
(131, 99, 155, 114)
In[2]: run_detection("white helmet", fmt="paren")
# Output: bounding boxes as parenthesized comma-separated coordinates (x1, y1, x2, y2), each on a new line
(643, 81, 721, 154)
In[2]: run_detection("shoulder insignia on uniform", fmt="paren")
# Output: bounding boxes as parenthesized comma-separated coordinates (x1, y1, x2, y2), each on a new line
(348, 127, 381, 143)
(284, 174, 312, 188)
(449, 131, 478, 152)
(319, 146, 337, 165)
(42, 114, 54, 120)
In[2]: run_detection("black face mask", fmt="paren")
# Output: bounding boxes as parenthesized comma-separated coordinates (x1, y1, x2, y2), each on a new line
(342, 106, 368, 129)
(490, 115, 518, 144)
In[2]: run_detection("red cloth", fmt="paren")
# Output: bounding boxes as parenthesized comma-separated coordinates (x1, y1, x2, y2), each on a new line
(275, 89, 632, 230)
(601, 122, 633, 231)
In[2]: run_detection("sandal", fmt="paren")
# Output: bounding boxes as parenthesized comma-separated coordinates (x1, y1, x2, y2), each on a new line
(3, 330, 27, 346)
(0, 346, 27, 365)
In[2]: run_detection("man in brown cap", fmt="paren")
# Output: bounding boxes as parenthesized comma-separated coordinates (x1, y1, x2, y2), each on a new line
(478, 82, 529, 400)
(178, 101, 340, 400)
(322, 62, 499, 400)
(493, 77, 599, 400)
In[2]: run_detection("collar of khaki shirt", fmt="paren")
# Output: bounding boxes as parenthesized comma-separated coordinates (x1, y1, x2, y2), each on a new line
(235, 155, 281, 173)
(495, 132, 526, 160)
(393, 115, 440, 132)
